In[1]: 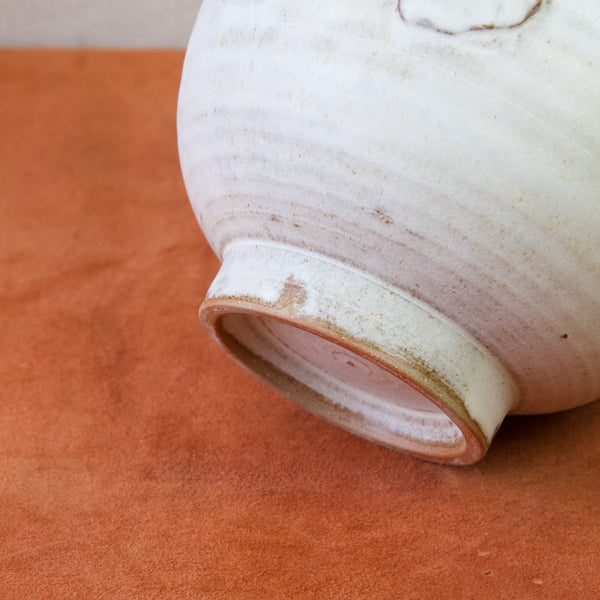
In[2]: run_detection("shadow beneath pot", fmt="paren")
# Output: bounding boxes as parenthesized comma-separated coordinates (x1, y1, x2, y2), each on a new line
(480, 399, 600, 475)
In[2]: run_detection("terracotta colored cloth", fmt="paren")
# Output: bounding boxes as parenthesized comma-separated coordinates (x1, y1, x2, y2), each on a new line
(0, 50, 598, 599)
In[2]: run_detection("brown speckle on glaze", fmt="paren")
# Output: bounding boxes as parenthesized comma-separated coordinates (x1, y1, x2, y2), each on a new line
(372, 207, 394, 225)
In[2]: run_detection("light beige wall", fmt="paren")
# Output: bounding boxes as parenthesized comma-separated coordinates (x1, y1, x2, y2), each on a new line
(1, 0, 202, 47)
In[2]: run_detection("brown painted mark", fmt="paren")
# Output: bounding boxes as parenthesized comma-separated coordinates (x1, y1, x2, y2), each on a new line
(273, 276, 307, 310)
(397, 0, 543, 35)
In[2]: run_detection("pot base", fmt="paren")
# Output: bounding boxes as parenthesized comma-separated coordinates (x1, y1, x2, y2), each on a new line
(201, 241, 515, 465)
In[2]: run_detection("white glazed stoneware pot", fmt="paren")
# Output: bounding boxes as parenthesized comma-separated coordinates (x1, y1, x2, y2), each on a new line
(177, 0, 600, 464)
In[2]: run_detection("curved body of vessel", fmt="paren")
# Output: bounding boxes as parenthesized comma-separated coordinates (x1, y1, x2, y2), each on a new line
(178, 0, 600, 463)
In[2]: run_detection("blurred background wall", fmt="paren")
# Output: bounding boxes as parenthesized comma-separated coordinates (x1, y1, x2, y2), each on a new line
(0, 0, 202, 47)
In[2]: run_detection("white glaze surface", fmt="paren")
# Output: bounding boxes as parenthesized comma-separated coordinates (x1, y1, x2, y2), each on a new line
(178, 0, 600, 459)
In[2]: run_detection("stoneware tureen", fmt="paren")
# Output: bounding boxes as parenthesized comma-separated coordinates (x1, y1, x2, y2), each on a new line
(177, 0, 600, 464)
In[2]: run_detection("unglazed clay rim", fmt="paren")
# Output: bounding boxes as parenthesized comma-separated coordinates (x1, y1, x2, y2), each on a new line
(201, 297, 488, 465)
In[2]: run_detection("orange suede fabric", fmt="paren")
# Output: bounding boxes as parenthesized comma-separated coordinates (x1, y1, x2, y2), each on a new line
(0, 49, 598, 599)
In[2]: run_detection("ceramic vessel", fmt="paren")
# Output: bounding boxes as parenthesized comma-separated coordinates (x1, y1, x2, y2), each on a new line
(177, 0, 600, 464)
